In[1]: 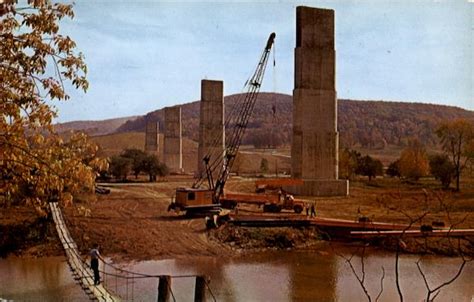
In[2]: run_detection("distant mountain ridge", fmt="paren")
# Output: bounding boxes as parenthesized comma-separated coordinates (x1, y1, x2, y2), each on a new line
(54, 116, 138, 136)
(115, 93, 474, 149)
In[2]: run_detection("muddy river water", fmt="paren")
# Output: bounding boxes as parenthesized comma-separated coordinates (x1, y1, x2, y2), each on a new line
(1, 250, 472, 301)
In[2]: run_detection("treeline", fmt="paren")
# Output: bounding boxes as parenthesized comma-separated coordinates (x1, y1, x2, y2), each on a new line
(115, 93, 474, 149)
(340, 119, 474, 191)
(105, 149, 169, 182)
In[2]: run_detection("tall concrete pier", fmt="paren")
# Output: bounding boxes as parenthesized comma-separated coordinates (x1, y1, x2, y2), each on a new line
(164, 106, 183, 173)
(198, 79, 225, 179)
(144, 118, 159, 153)
(287, 6, 348, 196)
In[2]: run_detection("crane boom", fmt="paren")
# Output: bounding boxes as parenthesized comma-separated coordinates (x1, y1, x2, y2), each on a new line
(169, 33, 276, 215)
(211, 32, 276, 203)
(195, 33, 276, 203)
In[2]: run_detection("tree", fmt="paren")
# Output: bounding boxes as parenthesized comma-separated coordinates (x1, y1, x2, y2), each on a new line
(429, 154, 455, 189)
(399, 140, 429, 181)
(260, 158, 269, 174)
(343, 192, 473, 301)
(121, 148, 147, 179)
(436, 119, 474, 191)
(357, 155, 383, 181)
(1, 1, 100, 211)
(386, 159, 401, 178)
(141, 154, 168, 182)
(339, 149, 362, 180)
(109, 156, 131, 181)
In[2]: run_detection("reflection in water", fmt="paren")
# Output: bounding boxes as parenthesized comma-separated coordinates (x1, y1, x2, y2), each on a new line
(223, 262, 289, 301)
(106, 251, 474, 301)
(0, 257, 87, 301)
(335, 253, 474, 302)
(0, 251, 472, 301)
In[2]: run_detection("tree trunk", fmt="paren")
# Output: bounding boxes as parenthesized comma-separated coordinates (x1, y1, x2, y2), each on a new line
(455, 171, 460, 191)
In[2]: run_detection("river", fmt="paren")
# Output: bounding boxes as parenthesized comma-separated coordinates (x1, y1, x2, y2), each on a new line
(1, 250, 472, 301)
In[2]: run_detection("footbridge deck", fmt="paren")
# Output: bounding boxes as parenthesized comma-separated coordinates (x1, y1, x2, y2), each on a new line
(49, 202, 119, 302)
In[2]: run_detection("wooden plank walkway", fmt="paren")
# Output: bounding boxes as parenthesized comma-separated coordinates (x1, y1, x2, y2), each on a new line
(49, 202, 120, 302)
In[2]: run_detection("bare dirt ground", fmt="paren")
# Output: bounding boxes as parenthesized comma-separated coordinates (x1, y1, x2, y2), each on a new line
(3, 175, 473, 260)
(63, 176, 474, 261)
(64, 177, 233, 261)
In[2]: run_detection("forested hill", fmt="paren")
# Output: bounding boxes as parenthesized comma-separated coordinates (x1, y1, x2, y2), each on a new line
(115, 93, 474, 149)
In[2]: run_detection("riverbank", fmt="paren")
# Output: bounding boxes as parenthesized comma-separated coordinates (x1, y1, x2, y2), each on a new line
(2, 177, 473, 260)
(0, 206, 62, 258)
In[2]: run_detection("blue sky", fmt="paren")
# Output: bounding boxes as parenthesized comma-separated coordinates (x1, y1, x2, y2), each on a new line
(56, 0, 473, 122)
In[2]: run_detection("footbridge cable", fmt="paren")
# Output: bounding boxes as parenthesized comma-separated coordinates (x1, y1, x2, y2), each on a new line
(50, 202, 218, 301)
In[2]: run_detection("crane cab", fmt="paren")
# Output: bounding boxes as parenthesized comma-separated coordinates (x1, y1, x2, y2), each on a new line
(168, 188, 219, 215)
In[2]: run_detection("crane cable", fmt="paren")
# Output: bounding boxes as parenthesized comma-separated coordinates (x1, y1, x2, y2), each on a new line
(193, 33, 275, 190)
(271, 40, 277, 148)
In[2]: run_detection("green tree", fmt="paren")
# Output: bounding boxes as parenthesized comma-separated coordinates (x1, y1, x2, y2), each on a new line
(399, 140, 429, 181)
(339, 148, 361, 180)
(357, 155, 383, 181)
(141, 154, 168, 182)
(1, 1, 100, 211)
(429, 154, 455, 189)
(121, 148, 147, 178)
(386, 159, 401, 178)
(436, 119, 474, 191)
(109, 156, 132, 181)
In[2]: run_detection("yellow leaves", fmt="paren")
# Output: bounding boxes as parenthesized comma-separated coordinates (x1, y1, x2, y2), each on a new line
(0, 1, 16, 17)
(89, 157, 109, 174)
(2, 127, 106, 211)
(2, 0, 88, 106)
(62, 192, 73, 207)
(399, 140, 429, 181)
(0, 14, 19, 30)
(436, 119, 474, 164)
(32, 134, 44, 145)
(1, 1, 93, 213)
(55, 35, 76, 52)
(28, 0, 47, 8)
(35, 205, 48, 218)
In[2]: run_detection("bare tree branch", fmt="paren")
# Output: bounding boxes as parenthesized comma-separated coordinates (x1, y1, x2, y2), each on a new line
(431, 260, 468, 300)
(395, 244, 403, 302)
(375, 266, 385, 302)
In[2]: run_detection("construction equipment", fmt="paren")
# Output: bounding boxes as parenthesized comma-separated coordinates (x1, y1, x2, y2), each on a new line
(221, 192, 304, 213)
(168, 33, 276, 215)
(255, 178, 304, 193)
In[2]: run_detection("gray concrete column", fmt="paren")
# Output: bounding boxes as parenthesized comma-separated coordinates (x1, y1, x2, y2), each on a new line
(288, 6, 348, 196)
(145, 118, 159, 153)
(164, 106, 183, 173)
(198, 79, 225, 180)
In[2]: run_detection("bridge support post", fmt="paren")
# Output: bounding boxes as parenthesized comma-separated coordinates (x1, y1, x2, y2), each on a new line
(157, 275, 171, 302)
(194, 275, 207, 302)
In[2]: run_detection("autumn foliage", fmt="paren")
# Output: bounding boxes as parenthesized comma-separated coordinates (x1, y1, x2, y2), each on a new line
(1, 1, 104, 212)
(398, 140, 430, 181)
(116, 93, 474, 150)
(436, 119, 474, 191)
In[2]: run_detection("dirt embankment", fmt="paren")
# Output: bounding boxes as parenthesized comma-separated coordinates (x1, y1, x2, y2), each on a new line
(0, 206, 62, 258)
(209, 225, 324, 251)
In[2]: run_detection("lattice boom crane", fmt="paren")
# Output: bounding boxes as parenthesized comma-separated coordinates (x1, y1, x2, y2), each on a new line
(169, 33, 276, 215)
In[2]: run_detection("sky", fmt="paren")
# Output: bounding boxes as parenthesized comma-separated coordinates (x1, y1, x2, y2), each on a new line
(55, 0, 473, 122)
